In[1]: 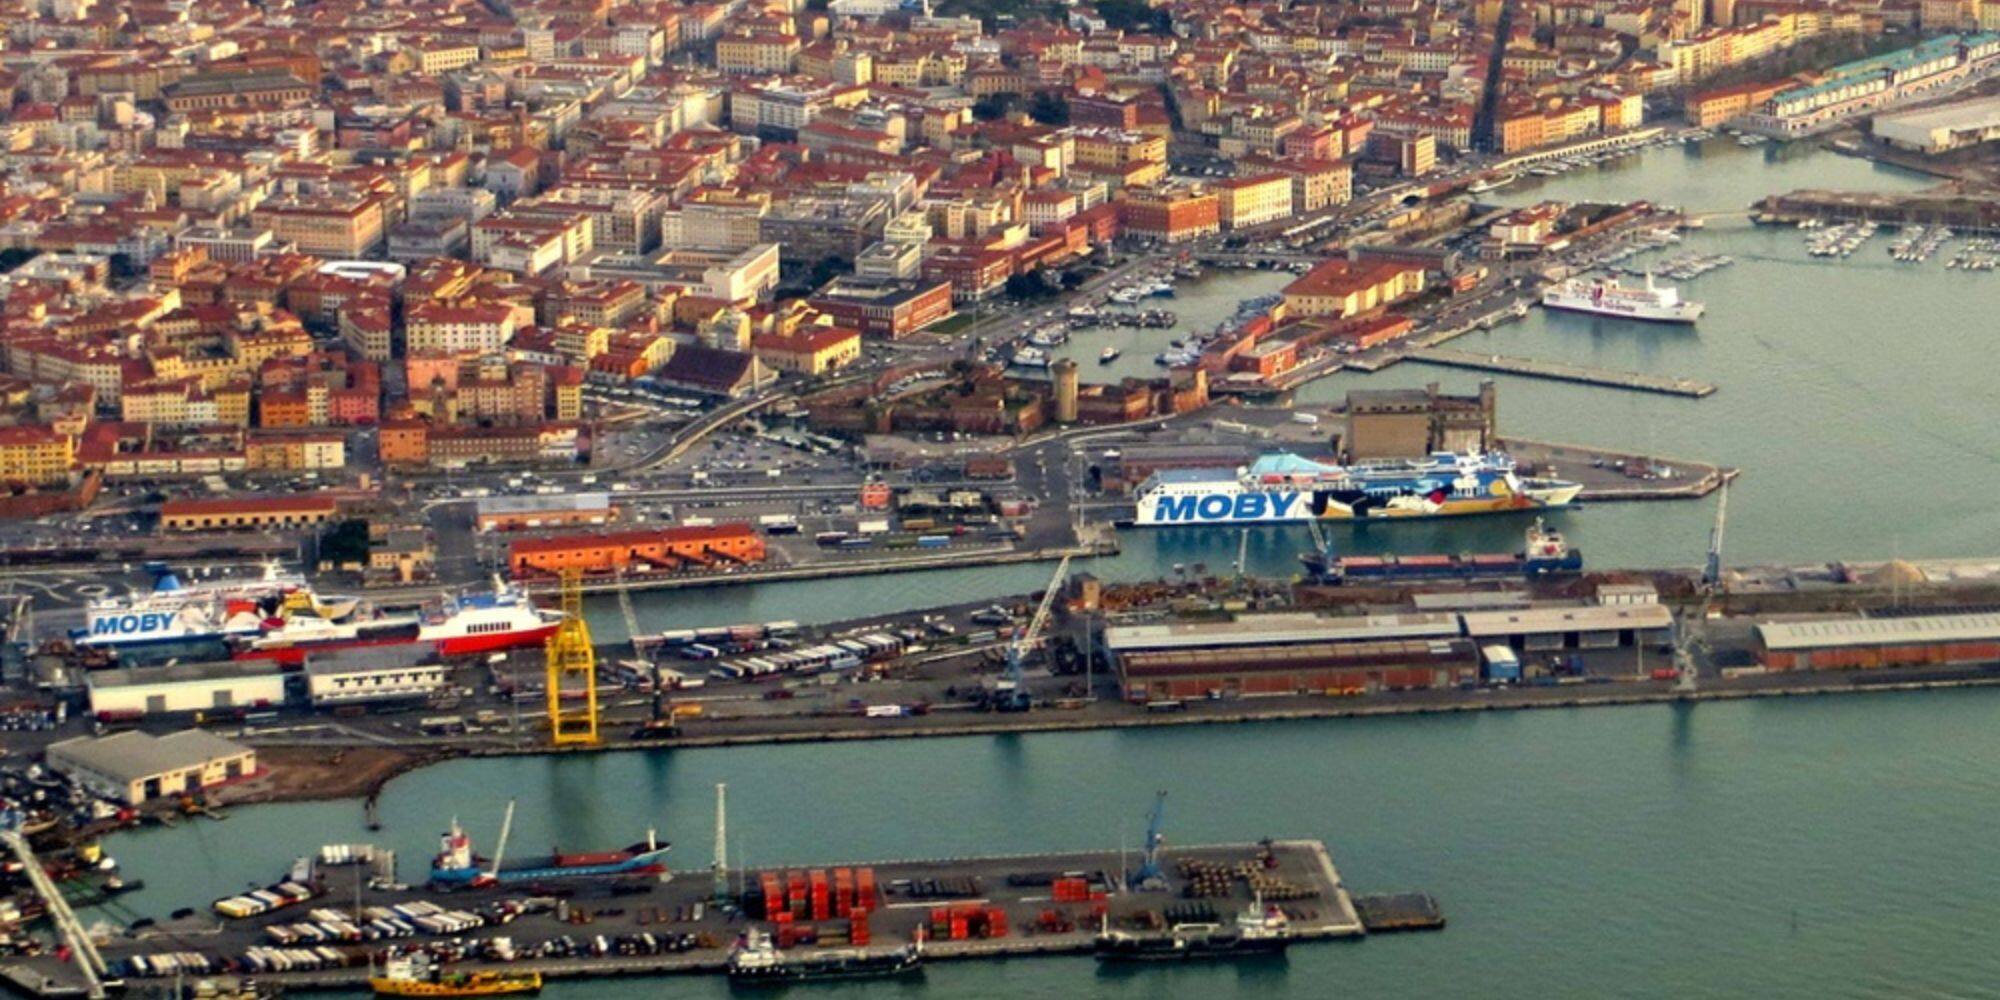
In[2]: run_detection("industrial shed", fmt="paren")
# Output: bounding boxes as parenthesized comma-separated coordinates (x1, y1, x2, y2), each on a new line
(87, 661, 287, 718)
(1117, 638, 1478, 702)
(1103, 612, 1460, 656)
(1754, 612, 2000, 671)
(304, 644, 449, 705)
(475, 493, 616, 532)
(1458, 604, 1674, 652)
(48, 730, 257, 805)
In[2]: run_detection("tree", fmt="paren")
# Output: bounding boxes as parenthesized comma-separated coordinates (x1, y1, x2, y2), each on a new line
(318, 519, 372, 568)
(1095, 0, 1171, 32)
(1027, 91, 1070, 126)
(972, 93, 1016, 121)
(807, 255, 847, 289)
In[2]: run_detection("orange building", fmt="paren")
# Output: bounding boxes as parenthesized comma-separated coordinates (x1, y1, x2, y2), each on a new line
(379, 420, 430, 466)
(508, 524, 766, 577)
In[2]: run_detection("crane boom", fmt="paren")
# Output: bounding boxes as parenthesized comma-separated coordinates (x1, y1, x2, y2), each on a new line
(486, 799, 516, 881)
(995, 554, 1071, 711)
(1014, 554, 1072, 661)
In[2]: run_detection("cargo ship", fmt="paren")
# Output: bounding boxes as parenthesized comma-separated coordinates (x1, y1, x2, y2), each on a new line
(1301, 518, 1583, 583)
(237, 582, 563, 665)
(1131, 452, 1581, 526)
(726, 928, 923, 983)
(428, 813, 671, 889)
(1094, 901, 1294, 962)
(370, 954, 541, 997)
(1540, 274, 1703, 323)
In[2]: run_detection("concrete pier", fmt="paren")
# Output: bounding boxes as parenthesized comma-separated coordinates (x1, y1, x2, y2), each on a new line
(1408, 348, 1717, 397)
(12, 840, 1391, 996)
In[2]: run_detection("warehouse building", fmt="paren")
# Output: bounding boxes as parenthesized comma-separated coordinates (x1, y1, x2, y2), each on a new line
(48, 730, 257, 805)
(1873, 96, 2000, 154)
(1754, 611, 2000, 671)
(1459, 603, 1674, 653)
(508, 523, 767, 577)
(87, 661, 287, 718)
(1118, 638, 1478, 701)
(1104, 611, 1468, 702)
(475, 493, 617, 532)
(1104, 600, 1671, 701)
(304, 644, 449, 705)
(159, 495, 340, 532)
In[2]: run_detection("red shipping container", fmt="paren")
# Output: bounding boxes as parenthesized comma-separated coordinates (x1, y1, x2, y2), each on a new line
(986, 908, 1008, 938)
(857, 868, 877, 905)
(950, 917, 968, 941)
(773, 911, 794, 925)
(761, 873, 783, 919)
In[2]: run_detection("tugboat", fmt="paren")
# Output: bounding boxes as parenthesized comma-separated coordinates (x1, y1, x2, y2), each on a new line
(369, 954, 542, 996)
(1099, 346, 1121, 364)
(1095, 899, 1294, 962)
(725, 927, 923, 984)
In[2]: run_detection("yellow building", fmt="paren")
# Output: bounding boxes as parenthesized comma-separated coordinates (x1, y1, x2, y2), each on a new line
(417, 45, 481, 74)
(1073, 129, 1167, 169)
(751, 325, 863, 376)
(1215, 173, 1294, 230)
(251, 195, 388, 258)
(0, 425, 74, 485)
(718, 32, 802, 74)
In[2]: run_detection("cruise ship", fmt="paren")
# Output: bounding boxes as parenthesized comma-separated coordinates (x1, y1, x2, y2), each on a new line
(1541, 274, 1702, 323)
(1130, 452, 1582, 526)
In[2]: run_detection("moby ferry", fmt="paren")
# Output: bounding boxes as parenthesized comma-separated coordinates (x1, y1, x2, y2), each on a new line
(1131, 452, 1581, 526)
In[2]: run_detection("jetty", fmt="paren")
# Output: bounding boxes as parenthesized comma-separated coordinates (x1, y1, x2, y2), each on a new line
(3, 839, 1424, 996)
(1407, 348, 1716, 398)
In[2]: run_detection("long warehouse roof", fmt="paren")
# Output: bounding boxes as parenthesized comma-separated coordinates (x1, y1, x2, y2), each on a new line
(1459, 603, 1673, 637)
(1104, 612, 1460, 652)
(1756, 612, 2000, 651)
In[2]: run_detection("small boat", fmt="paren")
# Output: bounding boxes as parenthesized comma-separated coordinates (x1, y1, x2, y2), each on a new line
(1467, 173, 1518, 194)
(1099, 346, 1121, 364)
(371, 954, 541, 997)
(726, 927, 923, 983)
(1011, 346, 1051, 368)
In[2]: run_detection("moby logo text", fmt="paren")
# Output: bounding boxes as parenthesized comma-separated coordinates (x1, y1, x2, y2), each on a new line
(1151, 492, 1299, 522)
(91, 612, 175, 636)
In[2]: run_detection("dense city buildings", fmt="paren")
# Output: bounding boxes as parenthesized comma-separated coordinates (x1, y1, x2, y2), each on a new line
(0, 0, 1977, 494)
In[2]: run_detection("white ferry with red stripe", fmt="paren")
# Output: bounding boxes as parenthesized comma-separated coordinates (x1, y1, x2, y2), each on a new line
(238, 582, 563, 665)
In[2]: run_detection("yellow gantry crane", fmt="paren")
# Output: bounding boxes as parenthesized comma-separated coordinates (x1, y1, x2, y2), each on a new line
(546, 568, 599, 746)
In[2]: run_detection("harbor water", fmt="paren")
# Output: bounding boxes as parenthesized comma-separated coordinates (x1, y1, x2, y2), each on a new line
(590, 138, 1968, 638)
(103, 689, 2000, 999)
(91, 141, 2000, 998)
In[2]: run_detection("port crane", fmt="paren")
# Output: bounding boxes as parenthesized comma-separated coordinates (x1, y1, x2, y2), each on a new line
(991, 554, 1071, 712)
(546, 568, 599, 745)
(1678, 481, 1730, 696)
(1130, 791, 1169, 891)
